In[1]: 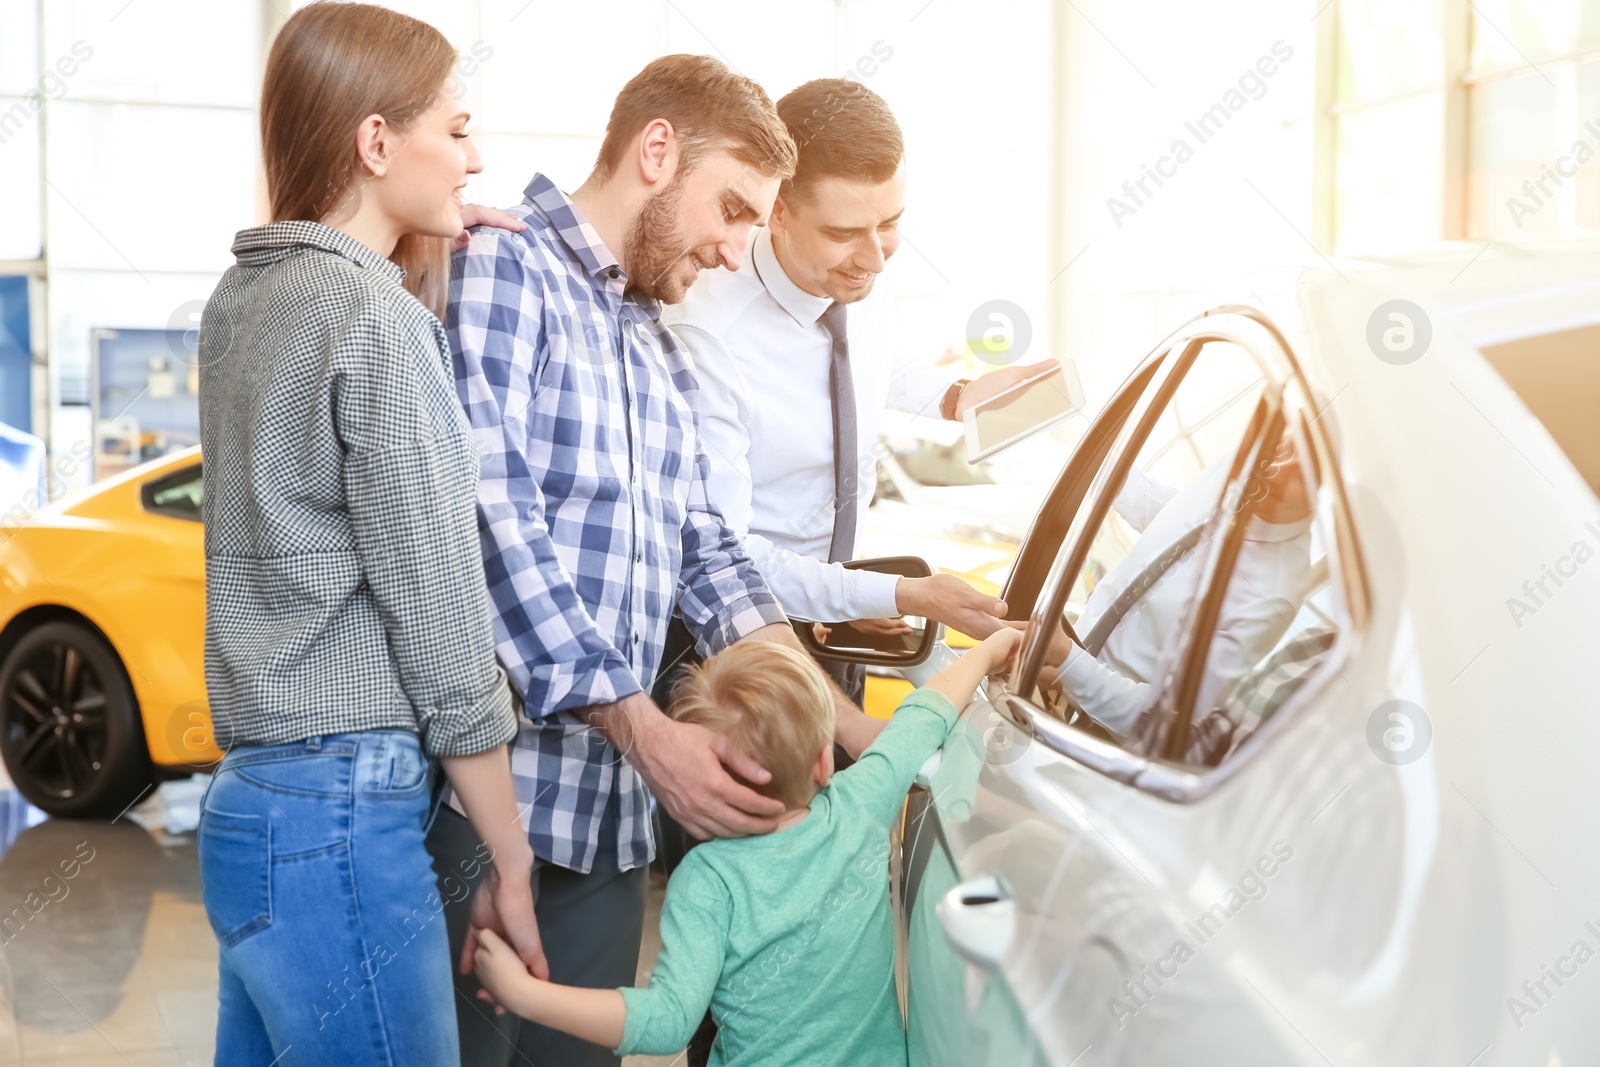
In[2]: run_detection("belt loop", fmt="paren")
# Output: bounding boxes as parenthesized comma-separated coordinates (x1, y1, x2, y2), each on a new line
(304, 736, 321, 752)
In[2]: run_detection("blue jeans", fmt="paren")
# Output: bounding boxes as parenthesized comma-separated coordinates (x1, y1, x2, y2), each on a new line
(198, 730, 462, 1066)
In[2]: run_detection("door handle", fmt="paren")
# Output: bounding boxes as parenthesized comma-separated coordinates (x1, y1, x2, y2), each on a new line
(936, 875, 1016, 969)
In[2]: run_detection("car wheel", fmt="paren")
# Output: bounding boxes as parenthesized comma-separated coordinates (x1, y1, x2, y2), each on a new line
(0, 621, 154, 819)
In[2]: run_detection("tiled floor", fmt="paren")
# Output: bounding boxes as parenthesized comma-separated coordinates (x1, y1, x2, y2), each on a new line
(0, 775, 679, 1067)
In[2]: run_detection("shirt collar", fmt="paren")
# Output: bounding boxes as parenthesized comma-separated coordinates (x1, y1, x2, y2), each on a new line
(1244, 513, 1314, 543)
(752, 228, 833, 328)
(230, 220, 405, 284)
(521, 172, 629, 297)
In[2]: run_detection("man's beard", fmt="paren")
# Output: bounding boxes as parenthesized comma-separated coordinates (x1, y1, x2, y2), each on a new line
(623, 179, 717, 304)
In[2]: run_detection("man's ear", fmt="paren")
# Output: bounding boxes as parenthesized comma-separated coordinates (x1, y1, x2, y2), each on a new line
(768, 194, 791, 235)
(635, 118, 675, 187)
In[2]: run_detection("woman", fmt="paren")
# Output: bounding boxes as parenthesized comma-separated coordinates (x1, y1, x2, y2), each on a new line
(196, 4, 543, 1063)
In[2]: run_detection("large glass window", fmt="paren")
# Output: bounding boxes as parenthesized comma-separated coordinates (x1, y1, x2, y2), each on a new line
(1327, 0, 1448, 253)
(1465, 2, 1600, 239)
(1328, 0, 1600, 247)
(0, 0, 40, 260)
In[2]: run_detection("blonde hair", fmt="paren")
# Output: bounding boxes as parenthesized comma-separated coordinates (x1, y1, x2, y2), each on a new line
(672, 643, 835, 809)
(259, 2, 457, 315)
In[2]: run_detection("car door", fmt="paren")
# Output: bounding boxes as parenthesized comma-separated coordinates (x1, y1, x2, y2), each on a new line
(899, 308, 1373, 1066)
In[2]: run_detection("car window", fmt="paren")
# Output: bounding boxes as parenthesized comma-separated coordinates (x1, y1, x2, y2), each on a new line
(142, 464, 203, 521)
(1478, 323, 1600, 495)
(1021, 340, 1272, 751)
(1154, 417, 1346, 766)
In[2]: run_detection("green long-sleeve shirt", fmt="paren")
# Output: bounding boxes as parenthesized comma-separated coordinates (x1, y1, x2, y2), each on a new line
(616, 688, 961, 1066)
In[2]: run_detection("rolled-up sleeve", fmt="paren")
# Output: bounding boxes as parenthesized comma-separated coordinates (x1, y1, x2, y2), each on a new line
(675, 437, 788, 656)
(336, 295, 515, 758)
(448, 230, 643, 717)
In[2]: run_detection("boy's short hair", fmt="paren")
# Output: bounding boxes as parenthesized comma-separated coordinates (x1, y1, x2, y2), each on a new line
(672, 642, 836, 809)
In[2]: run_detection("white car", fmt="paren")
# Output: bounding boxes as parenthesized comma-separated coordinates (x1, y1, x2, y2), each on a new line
(826, 239, 1600, 1065)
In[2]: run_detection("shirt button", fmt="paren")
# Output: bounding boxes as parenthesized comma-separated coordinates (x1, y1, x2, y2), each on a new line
(608, 267, 620, 279)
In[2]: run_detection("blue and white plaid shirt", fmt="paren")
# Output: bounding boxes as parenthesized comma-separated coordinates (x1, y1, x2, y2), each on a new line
(446, 174, 787, 874)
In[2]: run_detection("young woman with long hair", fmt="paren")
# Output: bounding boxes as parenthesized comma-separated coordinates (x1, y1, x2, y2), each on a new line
(196, 4, 544, 1062)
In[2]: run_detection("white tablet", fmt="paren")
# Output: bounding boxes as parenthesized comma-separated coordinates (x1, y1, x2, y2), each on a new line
(963, 361, 1084, 462)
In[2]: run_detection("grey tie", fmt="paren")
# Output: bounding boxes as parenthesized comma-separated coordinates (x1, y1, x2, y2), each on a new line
(819, 302, 858, 563)
(1081, 520, 1210, 656)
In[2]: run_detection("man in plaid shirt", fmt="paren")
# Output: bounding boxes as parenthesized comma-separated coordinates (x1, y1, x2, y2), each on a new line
(427, 56, 888, 1067)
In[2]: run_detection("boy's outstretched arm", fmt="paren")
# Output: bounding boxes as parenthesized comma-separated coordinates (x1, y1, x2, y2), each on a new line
(474, 929, 626, 1048)
(924, 628, 1024, 710)
(834, 627, 1025, 823)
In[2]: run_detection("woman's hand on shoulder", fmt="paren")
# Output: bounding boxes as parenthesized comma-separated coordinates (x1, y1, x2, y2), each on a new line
(454, 204, 526, 252)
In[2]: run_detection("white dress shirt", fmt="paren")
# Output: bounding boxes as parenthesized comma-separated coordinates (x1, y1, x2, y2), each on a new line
(1059, 462, 1314, 734)
(662, 228, 958, 622)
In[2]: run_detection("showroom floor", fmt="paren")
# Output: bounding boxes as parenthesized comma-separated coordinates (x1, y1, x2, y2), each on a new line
(0, 773, 676, 1066)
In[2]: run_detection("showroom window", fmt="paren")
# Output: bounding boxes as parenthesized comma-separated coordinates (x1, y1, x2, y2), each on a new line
(1466, 0, 1600, 238)
(1324, 0, 1450, 253)
(1322, 0, 1600, 251)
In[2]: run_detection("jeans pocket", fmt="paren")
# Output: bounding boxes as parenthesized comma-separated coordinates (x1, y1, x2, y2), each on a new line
(199, 809, 272, 946)
(360, 731, 431, 795)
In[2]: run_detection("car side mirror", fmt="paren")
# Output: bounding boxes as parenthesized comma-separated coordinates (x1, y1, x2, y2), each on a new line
(791, 556, 942, 668)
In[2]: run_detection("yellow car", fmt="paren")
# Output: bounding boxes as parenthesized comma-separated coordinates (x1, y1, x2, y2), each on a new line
(0, 447, 215, 817)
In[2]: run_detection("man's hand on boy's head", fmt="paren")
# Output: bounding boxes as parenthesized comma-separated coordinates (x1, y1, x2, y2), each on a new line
(589, 692, 785, 840)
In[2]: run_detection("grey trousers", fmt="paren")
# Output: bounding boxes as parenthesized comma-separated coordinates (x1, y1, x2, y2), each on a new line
(425, 795, 648, 1067)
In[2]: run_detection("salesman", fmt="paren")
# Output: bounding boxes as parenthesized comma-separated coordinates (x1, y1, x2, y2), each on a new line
(661, 78, 1046, 699)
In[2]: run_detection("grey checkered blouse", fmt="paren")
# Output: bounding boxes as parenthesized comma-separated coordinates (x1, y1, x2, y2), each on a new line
(197, 221, 516, 758)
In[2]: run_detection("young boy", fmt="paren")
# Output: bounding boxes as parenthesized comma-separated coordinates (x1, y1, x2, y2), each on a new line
(472, 627, 1023, 1065)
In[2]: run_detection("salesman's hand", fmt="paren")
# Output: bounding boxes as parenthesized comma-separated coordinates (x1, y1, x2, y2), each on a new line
(454, 203, 527, 252)
(954, 359, 1062, 419)
(462, 854, 546, 1010)
(594, 692, 785, 840)
(898, 572, 1008, 640)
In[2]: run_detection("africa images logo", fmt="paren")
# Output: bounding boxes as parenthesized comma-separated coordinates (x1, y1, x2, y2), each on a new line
(1365, 700, 1431, 766)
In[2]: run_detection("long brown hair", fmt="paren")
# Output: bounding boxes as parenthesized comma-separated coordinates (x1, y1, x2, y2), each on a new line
(260, 2, 457, 315)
